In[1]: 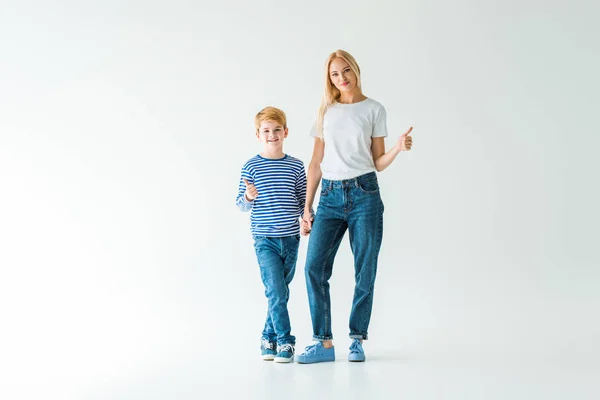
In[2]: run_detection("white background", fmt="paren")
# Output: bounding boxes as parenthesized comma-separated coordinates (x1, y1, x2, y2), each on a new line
(1, 0, 599, 399)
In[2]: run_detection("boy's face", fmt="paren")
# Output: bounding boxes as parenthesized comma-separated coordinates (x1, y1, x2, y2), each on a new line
(256, 120, 288, 148)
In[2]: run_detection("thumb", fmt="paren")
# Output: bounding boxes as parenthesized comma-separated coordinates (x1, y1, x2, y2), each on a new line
(401, 126, 413, 137)
(243, 178, 250, 187)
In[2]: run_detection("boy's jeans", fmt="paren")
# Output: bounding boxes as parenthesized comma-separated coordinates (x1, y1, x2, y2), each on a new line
(253, 235, 300, 346)
(305, 172, 384, 341)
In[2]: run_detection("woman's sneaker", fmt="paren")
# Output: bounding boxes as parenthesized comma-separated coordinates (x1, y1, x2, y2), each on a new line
(261, 338, 277, 361)
(274, 343, 295, 363)
(295, 342, 335, 364)
(348, 338, 365, 362)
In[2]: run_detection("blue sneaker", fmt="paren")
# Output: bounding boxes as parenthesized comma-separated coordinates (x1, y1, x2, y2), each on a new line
(348, 339, 365, 362)
(261, 338, 277, 361)
(295, 342, 335, 364)
(274, 343, 295, 363)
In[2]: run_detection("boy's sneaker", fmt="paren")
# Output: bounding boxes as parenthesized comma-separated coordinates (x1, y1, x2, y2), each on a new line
(348, 338, 365, 362)
(261, 338, 277, 361)
(295, 342, 335, 364)
(274, 343, 295, 363)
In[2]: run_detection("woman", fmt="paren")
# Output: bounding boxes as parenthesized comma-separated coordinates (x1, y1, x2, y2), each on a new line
(295, 50, 413, 364)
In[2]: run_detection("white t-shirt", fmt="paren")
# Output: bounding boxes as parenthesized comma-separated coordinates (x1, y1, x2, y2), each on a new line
(310, 97, 388, 180)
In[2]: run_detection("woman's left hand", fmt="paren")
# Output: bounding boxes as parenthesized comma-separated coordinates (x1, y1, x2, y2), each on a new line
(397, 127, 413, 151)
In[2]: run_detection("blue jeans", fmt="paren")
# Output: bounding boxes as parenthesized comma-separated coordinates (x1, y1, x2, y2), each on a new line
(305, 172, 384, 341)
(253, 235, 300, 345)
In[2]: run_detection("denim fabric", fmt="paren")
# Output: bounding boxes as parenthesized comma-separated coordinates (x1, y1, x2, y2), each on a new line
(254, 234, 300, 345)
(304, 172, 384, 341)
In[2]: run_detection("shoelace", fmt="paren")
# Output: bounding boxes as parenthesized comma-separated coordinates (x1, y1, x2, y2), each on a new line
(303, 343, 320, 355)
(349, 339, 363, 354)
(278, 344, 294, 353)
(261, 339, 274, 350)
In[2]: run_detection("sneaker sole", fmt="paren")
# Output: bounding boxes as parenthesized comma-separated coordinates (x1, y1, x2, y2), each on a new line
(348, 352, 366, 362)
(295, 356, 335, 364)
(274, 356, 293, 363)
(262, 355, 275, 361)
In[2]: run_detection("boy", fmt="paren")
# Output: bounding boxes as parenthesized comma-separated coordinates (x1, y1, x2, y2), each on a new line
(236, 106, 307, 363)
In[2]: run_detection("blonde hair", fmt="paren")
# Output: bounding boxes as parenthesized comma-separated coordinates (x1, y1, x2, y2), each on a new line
(255, 106, 287, 132)
(316, 50, 362, 137)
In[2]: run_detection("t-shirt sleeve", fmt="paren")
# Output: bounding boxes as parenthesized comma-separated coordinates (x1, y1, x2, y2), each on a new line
(372, 105, 388, 138)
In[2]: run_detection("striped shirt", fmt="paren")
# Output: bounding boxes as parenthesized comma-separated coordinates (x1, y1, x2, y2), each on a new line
(236, 154, 306, 237)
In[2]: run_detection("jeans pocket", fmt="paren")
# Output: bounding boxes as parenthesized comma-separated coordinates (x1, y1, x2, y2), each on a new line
(253, 235, 266, 248)
(358, 179, 379, 194)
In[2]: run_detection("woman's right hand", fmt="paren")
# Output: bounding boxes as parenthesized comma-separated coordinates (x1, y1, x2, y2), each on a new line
(301, 219, 311, 236)
(302, 207, 314, 234)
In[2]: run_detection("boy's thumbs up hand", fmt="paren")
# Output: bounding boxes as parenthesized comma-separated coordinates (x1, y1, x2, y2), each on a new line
(243, 178, 258, 201)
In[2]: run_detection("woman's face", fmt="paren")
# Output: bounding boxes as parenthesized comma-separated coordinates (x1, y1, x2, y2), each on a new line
(329, 57, 357, 93)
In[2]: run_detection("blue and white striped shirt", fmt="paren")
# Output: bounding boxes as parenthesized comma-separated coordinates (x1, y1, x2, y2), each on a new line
(236, 154, 306, 237)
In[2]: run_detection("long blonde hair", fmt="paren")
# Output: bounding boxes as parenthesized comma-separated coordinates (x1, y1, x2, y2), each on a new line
(316, 50, 362, 138)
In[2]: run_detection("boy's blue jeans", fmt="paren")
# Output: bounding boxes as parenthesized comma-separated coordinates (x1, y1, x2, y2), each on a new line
(253, 235, 299, 346)
(305, 172, 384, 341)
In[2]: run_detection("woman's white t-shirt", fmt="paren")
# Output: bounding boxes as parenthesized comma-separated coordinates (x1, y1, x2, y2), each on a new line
(310, 97, 388, 180)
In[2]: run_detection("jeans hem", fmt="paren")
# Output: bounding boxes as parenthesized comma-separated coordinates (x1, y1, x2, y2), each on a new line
(349, 333, 368, 340)
(312, 335, 333, 341)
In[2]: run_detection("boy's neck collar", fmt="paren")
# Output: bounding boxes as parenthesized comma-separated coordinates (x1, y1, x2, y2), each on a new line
(258, 152, 287, 160)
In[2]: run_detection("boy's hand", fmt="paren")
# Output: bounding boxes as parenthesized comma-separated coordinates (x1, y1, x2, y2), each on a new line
(243, 178, 258, 201)
(396, 126, 413, 151)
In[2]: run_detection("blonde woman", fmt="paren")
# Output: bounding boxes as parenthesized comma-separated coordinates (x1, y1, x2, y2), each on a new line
(295, 50, 413, 364)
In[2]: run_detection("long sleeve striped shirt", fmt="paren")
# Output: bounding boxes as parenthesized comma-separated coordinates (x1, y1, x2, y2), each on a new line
(236, 154, 306, 237)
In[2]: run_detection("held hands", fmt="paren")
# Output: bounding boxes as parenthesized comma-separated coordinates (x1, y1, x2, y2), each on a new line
(243, 178, 258, 201)
(396, 126, 413, 151)
(300, 220, 311, 236)
(301, 207, 314, 236)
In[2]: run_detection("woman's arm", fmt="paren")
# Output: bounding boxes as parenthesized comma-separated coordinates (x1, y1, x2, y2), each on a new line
(303, 138, 324, 229)
(372, 127, 413, 172)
